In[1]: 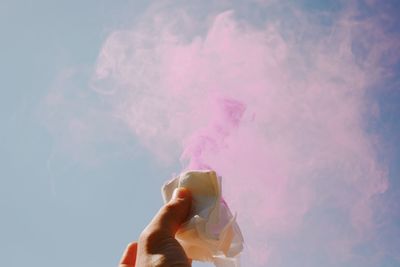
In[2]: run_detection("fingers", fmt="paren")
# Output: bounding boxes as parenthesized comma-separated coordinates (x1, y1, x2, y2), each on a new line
(119, 242, 138, 267)
(124, 188, 192, 267)
(148, 187, 192, 237)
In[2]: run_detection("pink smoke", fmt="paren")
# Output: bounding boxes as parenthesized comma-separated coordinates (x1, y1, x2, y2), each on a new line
(89, 2, 398, 266)
(181, 97, 246, 170)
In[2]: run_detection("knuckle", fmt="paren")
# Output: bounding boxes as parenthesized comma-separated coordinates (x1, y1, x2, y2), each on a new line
(139, 228, 164, 246)
(139, 227, 153, 242)
(163, 201, 183, 216)
(163, 203, 176, 215)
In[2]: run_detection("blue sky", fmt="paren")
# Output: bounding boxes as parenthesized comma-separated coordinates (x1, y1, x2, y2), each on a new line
(0, 1, 160, 266)
(1, 1, 399, 267)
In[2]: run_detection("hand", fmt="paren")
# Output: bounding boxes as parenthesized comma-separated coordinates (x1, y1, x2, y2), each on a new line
(119, 187, 192, 267)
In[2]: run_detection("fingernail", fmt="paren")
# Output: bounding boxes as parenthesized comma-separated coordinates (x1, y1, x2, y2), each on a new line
(172, 187, 189, 200)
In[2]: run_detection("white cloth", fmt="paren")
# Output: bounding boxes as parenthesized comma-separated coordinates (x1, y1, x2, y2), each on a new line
(162, 170, 244, 267)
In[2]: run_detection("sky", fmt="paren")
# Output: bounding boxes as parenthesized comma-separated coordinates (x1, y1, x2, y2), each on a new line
(0, 1, 399, 267)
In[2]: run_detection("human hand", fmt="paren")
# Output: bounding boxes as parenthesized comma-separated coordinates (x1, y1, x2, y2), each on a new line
(119, 187, 192, 267)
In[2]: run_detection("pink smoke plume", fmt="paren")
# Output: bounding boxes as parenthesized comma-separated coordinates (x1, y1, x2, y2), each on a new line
(181, 97, 246, 170)
(88, 2, 398, 266)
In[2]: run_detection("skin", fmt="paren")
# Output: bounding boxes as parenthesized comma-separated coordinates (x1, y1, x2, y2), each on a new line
(119, 187, 192, 267)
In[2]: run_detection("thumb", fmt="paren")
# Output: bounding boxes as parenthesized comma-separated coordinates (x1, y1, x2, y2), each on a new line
(148, 187, 192, 237)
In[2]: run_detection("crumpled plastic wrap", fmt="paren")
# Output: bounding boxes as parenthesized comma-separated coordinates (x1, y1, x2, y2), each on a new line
(162, 170, 244, 267)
